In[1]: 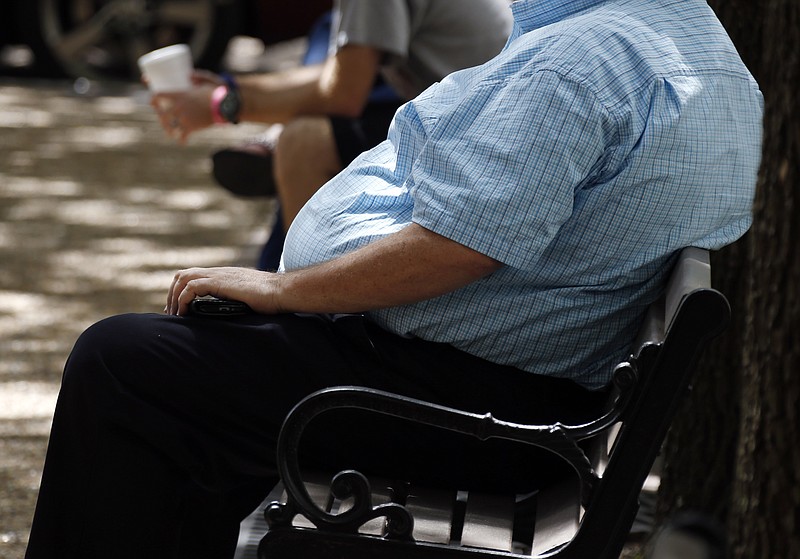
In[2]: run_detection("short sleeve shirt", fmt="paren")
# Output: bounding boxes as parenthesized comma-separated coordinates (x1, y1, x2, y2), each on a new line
(283, 0, 763, 388)
(331, 0, 513, 98)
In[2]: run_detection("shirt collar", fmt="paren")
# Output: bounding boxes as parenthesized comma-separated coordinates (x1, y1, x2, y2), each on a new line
(510, 0, 608, 34)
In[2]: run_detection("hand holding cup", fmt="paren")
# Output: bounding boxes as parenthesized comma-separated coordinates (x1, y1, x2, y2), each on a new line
(139, 44, 218, 142)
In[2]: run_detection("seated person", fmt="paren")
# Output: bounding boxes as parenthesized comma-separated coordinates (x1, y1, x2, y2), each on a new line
(152, 0, 513, 270)
(25, 0, 762, 557)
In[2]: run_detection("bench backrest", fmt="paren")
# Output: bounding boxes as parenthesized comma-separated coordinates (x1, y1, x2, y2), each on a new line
(562, 247, 730, 557)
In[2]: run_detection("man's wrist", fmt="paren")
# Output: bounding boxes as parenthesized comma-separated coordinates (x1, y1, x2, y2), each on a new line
(210, 73, 241, 124)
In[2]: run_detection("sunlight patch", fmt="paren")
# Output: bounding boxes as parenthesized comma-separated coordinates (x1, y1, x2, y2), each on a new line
(0, 292, 92, 336)
(0, 108, 54, 128)
(0, 382, 59, 420)
(0, 176, 84, 198)
(95, 96, 139, 116)
(66, 126, 143, 148)
(160, 189, 216, 210)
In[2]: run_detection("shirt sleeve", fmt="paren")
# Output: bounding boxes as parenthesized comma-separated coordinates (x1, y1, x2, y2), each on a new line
(409, 68, 613, 270)
(332, 0, 412, 57)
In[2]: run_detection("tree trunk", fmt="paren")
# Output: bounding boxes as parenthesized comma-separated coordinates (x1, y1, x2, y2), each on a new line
(658, 0, 800, 557)
(730, 0, 800, 555)
(656, 0, 763, 527)
(656, 241, 747, 524)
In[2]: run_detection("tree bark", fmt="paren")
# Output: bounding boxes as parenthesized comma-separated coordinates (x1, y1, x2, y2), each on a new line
(730, 0, 800, 555)
(656, 0, 762, 526)
(659, 0, 800, 557)
(656, 241, 747, 524)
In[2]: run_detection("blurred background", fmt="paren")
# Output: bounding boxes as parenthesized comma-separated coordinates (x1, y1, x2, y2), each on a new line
(1, 2, 333, 557)
(0, 0, 331, 79)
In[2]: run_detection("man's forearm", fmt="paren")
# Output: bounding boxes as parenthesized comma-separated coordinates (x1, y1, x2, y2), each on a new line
(237, 45, 382, 123)
(167, 224, 502, 316)
(237, 65, 327, 123)
(274, 224, 502, 313)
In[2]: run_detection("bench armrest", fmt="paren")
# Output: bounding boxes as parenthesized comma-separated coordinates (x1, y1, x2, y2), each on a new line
(266, 385, 607, 537)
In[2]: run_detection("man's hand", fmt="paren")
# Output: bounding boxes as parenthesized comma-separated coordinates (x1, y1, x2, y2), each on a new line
(164, 267, 284, 315)
(148, 43, 382, 143)
(166, 267, 283, 316)
(150, 70, 221, 143)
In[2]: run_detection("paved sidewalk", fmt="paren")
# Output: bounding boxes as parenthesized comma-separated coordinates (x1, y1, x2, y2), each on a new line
(0, 76, 273, 558)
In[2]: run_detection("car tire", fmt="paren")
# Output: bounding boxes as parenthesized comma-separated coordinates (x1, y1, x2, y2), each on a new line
(16, 0, 243, 80)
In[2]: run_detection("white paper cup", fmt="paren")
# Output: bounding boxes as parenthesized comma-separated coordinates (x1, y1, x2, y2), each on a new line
(137, 44, 193, 92)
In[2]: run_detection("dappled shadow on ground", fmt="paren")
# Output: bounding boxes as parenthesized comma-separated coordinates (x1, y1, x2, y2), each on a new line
(0, 78, 272, 558)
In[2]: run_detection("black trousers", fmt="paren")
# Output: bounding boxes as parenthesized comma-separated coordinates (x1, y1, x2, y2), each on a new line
(25, 312, 607, 559)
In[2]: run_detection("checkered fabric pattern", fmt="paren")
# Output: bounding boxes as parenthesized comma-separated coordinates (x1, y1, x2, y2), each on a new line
(283, 0, 762, 388)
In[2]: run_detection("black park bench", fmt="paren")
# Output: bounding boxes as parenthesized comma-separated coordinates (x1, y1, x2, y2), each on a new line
(241, 247, 729, 559)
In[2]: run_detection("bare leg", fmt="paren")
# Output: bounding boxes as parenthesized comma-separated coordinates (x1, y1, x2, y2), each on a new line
(273, 116, 343, 229)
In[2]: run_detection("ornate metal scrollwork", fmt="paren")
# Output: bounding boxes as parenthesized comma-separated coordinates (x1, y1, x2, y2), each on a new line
(265, 385, 638, 537)
(265, 469, 415, 538)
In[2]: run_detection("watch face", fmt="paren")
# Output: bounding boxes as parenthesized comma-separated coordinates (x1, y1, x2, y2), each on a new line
(220, 89, 241, 124)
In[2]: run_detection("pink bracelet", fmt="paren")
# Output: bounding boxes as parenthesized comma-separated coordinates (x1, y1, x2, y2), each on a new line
(210, 85, 228, 124)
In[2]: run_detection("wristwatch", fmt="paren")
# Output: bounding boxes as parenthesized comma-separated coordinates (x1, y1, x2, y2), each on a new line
(211, 73, 241, 124)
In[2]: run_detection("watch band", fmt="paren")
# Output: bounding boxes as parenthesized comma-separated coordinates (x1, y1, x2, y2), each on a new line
(219, 72, 238, 92)
(210, 85, 228, 124)
(210, 73, 241, 124)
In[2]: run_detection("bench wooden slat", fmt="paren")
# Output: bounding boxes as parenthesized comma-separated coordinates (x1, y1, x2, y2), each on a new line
(530, 479, 581, 555)
(286, 474, 333, 529)
(405, 486, 456, 544)
(359, 480, 393, 536)
(461, 491, 515, 551)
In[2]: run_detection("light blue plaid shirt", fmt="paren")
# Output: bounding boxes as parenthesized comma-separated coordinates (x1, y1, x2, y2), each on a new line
(282, 0, 763, 388)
